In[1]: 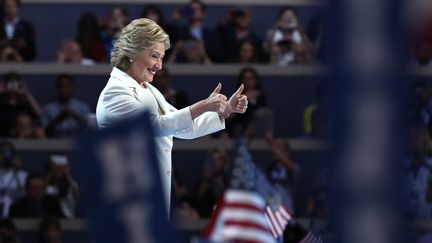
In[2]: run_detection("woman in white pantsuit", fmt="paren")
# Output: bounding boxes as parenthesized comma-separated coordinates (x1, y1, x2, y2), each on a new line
(96, 18, 248, 214)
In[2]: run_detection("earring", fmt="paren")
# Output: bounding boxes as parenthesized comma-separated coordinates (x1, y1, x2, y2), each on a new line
(129, 59, 133, 63)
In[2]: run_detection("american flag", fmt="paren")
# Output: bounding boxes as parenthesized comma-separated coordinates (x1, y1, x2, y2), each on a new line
(202, 137, 276, 243)
(256, 167, 323, 243)
(201, 137, 323, 243)
(256, 170, 292, 240)
(298, 231, 323, 243)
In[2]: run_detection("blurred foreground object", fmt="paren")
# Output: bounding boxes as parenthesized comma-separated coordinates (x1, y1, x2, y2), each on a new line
(75, 112, 181, 243)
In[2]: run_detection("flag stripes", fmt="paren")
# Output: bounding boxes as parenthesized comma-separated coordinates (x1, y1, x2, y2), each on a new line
(204, 190, 276, 243)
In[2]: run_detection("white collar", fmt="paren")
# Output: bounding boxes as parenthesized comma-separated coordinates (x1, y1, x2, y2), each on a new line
(110, 67, 161, 97)
(110, 67, 144, 89)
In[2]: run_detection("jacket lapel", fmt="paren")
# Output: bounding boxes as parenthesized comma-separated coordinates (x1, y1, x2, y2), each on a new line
(146, 84, 168, 115)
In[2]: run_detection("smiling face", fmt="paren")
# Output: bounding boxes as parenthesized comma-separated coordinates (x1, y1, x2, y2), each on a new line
(126, 42, 165, 84)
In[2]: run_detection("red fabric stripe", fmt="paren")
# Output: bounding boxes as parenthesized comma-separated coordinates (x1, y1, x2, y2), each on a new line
(280, 206, 293, 221)
(265, 211, 278, 237)
(266, 207, 283, 236)
(202, 197, 224, 238)
(274, 211, 286, 229)
(203, 197, 266, 238)
(265, 213, 278, 238)
(202, 192, 275, 240)
(220, 202, 265, 212)
(224, 220, 271, 232)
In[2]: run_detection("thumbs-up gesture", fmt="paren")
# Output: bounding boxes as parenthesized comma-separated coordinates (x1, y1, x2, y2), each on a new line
(221, 84, 248, 117)
(205, 83, 227, 113)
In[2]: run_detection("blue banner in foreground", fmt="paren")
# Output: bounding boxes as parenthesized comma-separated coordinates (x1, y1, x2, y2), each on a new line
(75, 112, 179, 243)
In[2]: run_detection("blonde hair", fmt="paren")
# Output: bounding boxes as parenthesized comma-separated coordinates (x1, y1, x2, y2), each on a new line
(111, 18, 170, 71)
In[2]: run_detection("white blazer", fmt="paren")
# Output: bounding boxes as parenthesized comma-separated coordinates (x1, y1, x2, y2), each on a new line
(96, 67, 225, 212)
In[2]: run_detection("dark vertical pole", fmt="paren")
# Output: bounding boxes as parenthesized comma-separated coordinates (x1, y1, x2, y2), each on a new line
(329, 0, 406, 242)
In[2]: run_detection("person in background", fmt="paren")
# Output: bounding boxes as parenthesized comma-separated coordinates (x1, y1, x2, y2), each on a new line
(233, 38, 260, 64)
(0, 0, 36, 61)
(9, 173, 63, 218)
(167, 36, 212, 64)
(171, 0, 223, 62)
(0, 141, 28, 218)
(0, 72, 42, 137)
(225, 67, 268, 137)
(45, 155, 79, 218)
(303, 82, 331, 139)
(235, 68, 267, 113)
(0, 42, 22, 63)
(306, 11, 326, 63)
(291, 42, 315, 64)
(264, 133, 300, 212)
(76, 12, 107, 63)
(38, 216, 63, 243)
(141, 4, 177, 59)
(221, 7, 263, 63)
(152, 67, 190, 109)
(100, 5, 130, 59)
(141, 4, 167, 30)
(173, 195, 199, 221)
(171, 164, 200, 221)
(12, 112, 45, 139)
(56, 39, 95, 65)
(194, 148, 229, 217)
(215, 8, 235, 46)
(305, 166, 330, 218)
(264, 7, 315, 65)
(42, 74, 90, 138)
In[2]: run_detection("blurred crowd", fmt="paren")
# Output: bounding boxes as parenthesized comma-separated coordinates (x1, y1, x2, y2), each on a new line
(0, 141, 77, 243)
(0, 216, 64, 243)
(0, 143, 78, 218)
(2, 0, 431, 66)
(0, 0, 325, 65)
(0, 72, 91, 139)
